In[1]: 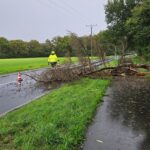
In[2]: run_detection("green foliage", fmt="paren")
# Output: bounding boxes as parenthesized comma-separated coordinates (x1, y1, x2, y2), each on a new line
(105, 0, 150, 59)
(0, 37, 10, 58)
(105, 0, 141, 51)
(0, 37, 72, 58)
(9, 40, 29, 57)
(52, 36, 72, 57)
(95, 30, 118, 55)
(0, 78, 109, 150)
(126, 0, 150, 59)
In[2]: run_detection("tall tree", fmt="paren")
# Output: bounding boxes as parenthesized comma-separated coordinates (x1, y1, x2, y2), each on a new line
(126, 0, 150, 59)
(28, 40, 42, 57)
(105, 0, 141, 55)
(9, 40, 29, 57)
(51, 36, 72, 57)
(95, 30, 117, 56)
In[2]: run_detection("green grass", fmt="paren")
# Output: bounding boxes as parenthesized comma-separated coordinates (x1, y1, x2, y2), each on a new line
(106, 59, 118, 67)
(99, 59, 118, 69)
(0, 58, 47, 74)
(0, 57, 111, 75)
(0, 78, 109, 150)
(0, 57, 77, 75)
(132, 56, 150, 77)
(133, 56, 150, 64)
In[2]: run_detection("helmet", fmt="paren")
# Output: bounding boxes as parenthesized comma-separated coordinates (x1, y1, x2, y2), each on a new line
(51, 51, 55, 54)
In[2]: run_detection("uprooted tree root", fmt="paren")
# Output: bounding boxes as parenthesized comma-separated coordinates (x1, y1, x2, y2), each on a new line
(85, 63, 150, 76)
(108, 63, 150, 76)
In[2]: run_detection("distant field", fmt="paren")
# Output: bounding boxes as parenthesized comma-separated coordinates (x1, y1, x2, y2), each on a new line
(0, 58, 47, 75)
(0, 57, 113, 75)
(0, 57, 77, 75)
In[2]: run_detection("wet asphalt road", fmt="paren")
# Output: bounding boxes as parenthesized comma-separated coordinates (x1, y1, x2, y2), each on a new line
(84, 77, 150, 150)
(0, 68, 49, 116)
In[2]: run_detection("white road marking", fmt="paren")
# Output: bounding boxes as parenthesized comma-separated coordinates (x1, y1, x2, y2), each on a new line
(0, 81, 16, 86)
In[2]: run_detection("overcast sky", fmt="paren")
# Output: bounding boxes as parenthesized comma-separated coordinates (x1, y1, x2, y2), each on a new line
(0, 0, 108, 42)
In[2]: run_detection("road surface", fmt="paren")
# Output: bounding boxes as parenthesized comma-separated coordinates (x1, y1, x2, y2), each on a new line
(0, 68, 49, 116)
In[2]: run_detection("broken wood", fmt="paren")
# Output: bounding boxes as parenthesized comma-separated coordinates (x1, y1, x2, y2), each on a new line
(24, 60, 150, 83)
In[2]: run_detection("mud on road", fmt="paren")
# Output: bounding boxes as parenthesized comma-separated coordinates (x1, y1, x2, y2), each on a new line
(84, 77, 150, 150)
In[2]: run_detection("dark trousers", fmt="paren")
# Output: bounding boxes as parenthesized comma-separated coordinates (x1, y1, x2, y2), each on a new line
(48, 62, 57, 67)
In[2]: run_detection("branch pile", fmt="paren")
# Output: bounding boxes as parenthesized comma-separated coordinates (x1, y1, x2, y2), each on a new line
(110, 63, 150, 76)
(38, 61, 100, 83)
(25, 61, 150, 84)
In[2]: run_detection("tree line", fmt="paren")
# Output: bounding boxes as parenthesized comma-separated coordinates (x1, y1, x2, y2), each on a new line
(0, 37, 67, 58)
(0, 34, 115, 58)
(0, 0, 149, 59)
(0, 36, 86, 58)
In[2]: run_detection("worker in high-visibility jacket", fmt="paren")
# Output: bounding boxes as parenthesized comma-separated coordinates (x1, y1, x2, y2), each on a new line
(48, 51, 58, 67)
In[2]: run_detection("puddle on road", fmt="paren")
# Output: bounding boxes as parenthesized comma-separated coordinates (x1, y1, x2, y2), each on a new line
(84, 77, 150, 150)
(0, 72, 60, 115)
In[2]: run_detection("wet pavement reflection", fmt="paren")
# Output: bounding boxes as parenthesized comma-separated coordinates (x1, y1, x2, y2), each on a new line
(84, 77, 150, 150)
(0, 68, 57, 116)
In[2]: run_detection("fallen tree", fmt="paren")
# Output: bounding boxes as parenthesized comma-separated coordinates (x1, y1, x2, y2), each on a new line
(24, 60, 150, 84)
(24, 33, 150, 83)
(88, 63, 150, 76)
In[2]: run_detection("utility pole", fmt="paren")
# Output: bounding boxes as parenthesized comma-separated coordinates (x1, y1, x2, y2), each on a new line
(86, 24, 97, 56)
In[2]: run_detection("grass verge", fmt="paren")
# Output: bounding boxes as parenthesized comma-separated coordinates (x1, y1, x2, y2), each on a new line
(0, 78, 109, 150)
(133, 56, 150, 78)
(0, 57, 77, 75)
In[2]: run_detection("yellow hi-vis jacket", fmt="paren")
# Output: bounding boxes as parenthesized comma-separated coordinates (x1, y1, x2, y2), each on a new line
(48, 54, 58, 63)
